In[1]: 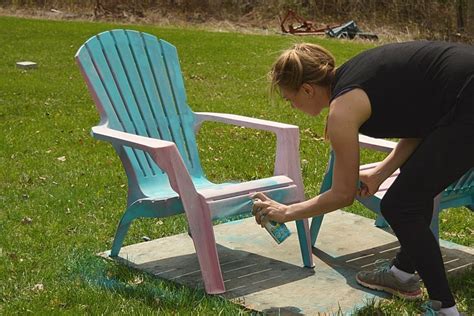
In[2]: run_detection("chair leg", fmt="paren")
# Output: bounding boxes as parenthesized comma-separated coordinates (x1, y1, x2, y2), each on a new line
(310, 215, 324, 247)
(375, 215, 389, 228)
(430, 194, 442, 242)
(311, 154, 333, 247)
(295, 219, 314, 268)
(430, 211, 440, 242)
(110, 214, 134, 257)
(186, 206, 225, 294)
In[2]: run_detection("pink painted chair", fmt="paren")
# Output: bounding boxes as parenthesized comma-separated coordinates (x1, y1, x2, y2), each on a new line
(75, 29, 313, 294)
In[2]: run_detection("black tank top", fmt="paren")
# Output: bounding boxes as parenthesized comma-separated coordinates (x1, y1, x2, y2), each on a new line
(330, 41, 474, 138)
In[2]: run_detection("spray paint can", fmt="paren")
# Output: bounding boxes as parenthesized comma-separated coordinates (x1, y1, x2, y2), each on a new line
(253, 198, 291, 244)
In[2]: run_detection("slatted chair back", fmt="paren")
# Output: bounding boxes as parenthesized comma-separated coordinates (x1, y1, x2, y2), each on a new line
(441, 168, 474, 209)
(75, 30, 204, 198)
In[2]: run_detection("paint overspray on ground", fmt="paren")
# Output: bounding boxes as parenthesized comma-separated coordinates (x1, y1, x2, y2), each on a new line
(68, 252, 236, 311)
(99, 210, 474, 315)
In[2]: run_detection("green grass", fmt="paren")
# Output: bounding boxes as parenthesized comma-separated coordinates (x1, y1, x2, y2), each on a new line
(0, 16, 472, 315)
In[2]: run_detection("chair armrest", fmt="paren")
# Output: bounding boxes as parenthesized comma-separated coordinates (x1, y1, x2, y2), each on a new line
(194, 112, 304, 200)
(195, 112, 299, 133)
(91, 125, 199, 197)
(358, 134, 397, 153)
(92, 125, 175, 151)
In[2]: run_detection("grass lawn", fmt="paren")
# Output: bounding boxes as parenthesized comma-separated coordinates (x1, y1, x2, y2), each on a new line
(0, 16, 472, 315)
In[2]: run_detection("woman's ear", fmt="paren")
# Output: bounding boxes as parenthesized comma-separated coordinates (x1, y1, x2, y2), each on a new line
(302, 83, 314, 97)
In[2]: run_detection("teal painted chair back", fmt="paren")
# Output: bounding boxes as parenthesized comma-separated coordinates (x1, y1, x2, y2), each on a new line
(75, 30, 206, 200)
(440, 168, 474, 210)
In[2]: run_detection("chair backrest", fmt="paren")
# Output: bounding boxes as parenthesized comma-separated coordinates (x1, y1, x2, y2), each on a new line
(441, 168, 474, 209)
(75, 30, 205, 194)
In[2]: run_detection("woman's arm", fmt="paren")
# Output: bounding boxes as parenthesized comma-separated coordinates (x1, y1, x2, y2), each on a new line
(381, 138, 422, 173)
(359, 138, 421, 196)
(253, 89, 371, 223)
(290, 137, 422, 219)
(285, 90, 371, 220)
(284, 129, 360, 220)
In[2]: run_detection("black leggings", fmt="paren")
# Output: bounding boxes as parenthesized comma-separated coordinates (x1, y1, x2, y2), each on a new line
(380, 115, 473, 307)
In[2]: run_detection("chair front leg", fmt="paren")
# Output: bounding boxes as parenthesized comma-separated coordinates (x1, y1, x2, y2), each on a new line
(295, 219, 315, 267)
(310, 151, 334, 246)
(186, 201, 225, 294)
(375, 215, 389, 228)
(430, 193, 442, 242)
(110, 210, 135, 257)
(274, 128, 314, 267)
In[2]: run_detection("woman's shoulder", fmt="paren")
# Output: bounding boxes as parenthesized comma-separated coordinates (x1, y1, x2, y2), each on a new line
(332, 41, 440, 95)
(329, 88, 371, 128)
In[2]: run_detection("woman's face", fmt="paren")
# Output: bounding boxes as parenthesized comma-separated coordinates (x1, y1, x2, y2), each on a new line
(280, 83, 329, 116)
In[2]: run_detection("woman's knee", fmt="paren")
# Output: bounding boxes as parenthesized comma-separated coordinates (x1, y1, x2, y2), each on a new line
(380, 189, 419, 220)
(380, 190, 433, 224)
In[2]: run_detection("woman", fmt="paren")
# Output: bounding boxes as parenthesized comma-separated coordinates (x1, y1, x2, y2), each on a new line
(252, 41, 473, 316)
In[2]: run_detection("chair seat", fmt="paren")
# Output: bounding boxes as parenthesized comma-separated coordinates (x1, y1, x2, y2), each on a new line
(199, 175, 296, 200)
(359, 163, 474, 204)
(356, 162, 474, 236)
(129, 175, 299, 220)
(313, 136, 473, 249)
(201, 175, 299, 219)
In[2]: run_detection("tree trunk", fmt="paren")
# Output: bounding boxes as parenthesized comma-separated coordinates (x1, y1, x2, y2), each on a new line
(467, 0, 474, 35)
(457, 0, 465, 32)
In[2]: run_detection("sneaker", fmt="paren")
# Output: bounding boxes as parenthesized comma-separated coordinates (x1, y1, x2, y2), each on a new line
(421, 300, 464, 316)
(356, 259, 422, 300)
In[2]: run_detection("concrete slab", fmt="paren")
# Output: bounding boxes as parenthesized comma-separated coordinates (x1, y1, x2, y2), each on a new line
(100, 210, 473, 315)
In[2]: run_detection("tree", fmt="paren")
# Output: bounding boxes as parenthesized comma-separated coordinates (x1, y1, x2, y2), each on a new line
(468, 0, 474, 35)
(457, 0, 465, 32)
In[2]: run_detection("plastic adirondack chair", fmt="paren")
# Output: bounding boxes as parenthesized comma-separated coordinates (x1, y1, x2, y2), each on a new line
(75, 29, 313, 294)
(310, 134, 474, 246)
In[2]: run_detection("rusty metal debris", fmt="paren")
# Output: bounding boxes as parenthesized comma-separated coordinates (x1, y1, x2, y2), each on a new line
(280, 9, 378, 40)
(326, 20, 378, 40)
(280, 9, 332, 35)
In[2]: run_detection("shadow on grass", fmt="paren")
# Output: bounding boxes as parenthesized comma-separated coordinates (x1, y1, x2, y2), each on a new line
(66, 252, 237, 312)
(106, 244, 315, 300)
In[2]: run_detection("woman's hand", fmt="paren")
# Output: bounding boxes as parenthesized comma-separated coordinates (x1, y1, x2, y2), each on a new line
(251, 192, 289, 227)
(358, 169, 384, 197)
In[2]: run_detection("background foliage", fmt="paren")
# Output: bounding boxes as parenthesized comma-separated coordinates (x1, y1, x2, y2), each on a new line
(2, 0, 474, 41)
(0, 14, 472, 315)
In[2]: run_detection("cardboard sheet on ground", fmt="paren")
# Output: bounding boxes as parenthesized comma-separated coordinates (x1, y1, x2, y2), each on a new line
(100, 210, 473, 315)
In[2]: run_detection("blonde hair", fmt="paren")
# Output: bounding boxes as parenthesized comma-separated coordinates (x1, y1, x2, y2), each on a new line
(269, 43, 336, 94)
